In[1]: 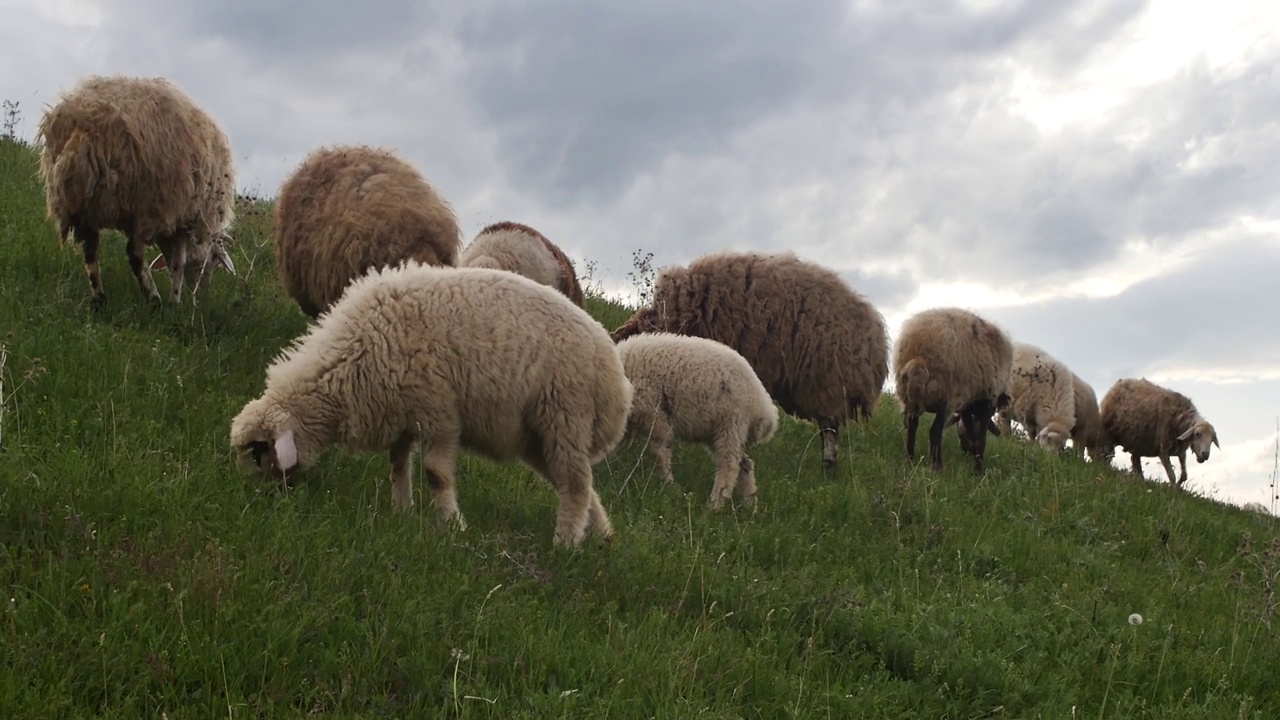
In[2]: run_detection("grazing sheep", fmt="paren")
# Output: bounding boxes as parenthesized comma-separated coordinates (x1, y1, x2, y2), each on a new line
(459, 221, 585, 307)
(894, 307, 1014, 473)
(998, 342, 1076, 452)
(35, 74, 237, 307)
(1242, 502, 1272, 516)
(610, 250, 889, 470)
(229, 261, 631, 547)
(1099, 378, 1220, 488)
(615, 332, 779, 509)
(271, 144, 462, 318)
(1069, 372, 1112, 463)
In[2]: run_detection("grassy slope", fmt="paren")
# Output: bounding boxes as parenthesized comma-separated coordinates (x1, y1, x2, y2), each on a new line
(1, 136, 1278, 719)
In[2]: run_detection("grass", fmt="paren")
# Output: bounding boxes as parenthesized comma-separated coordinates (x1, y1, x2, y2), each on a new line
(2, 133, 1279, 718)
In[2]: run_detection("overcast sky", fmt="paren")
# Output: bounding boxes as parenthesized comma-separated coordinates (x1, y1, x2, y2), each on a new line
(3, 0, 1277, 509)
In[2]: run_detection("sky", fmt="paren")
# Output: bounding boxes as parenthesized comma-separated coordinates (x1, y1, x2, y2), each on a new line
(2, 0, 1277, 509)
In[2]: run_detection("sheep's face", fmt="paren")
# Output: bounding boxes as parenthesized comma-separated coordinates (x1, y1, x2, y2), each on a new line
(1036, 425, 1068, 453)
(1177, 420, 1220, 463)
(610, 306, 662, 343)
(230, 399, 306, 483)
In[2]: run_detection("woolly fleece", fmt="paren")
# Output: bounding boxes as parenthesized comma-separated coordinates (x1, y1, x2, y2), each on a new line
(616, 332, 779, 509)
(1069, 372, 1110, 463)
(271, 144, 462, 318)
(1099, 378, 1220, 488)
(1002, 341, 1076, 452)
(460, 221, 585, 307)
(229, 262, 631, 547)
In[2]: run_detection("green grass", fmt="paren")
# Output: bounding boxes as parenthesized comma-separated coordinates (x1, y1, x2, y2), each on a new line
(2, 135, 1279, 718)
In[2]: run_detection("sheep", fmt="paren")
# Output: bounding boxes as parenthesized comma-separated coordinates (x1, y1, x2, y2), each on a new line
(1241, 502, 1272, 516)
(1068, 371, 1112, 463)
(271, 144, 462, 318)
(996, 342, 1076, 452)
(610, 250, 889, 470)
(894, 307, 1014, 473)
(228, 261, 632, 548)
(1099, 378, 1220, 488)
(459, 221, 585, 307)
(615, 332, 779, 509)
(35, 74, 237, 307)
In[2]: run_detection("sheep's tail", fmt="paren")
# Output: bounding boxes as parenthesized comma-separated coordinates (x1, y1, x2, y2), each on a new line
(897, 359, 930, 410)
(40, 128, 99, 246)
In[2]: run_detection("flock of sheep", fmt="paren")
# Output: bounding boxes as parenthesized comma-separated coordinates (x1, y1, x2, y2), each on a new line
(31, 73, 1225, 546)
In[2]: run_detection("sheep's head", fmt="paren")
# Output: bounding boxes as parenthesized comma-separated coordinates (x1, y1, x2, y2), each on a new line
(610, 306, 661, 343)
(150, 235, 237, 298)
(1035, 422, 1070, 453)
(1177, 418, 1220, 463)
(229, 395, 315, 484)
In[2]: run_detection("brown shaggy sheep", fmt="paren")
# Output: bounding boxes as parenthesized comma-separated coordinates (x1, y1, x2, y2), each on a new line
(1069, 371, 1111, 463)
(459, 221, 585, 307)
(610, 250, 889, 469)
(894, 307, 1013, 473)
(35, 74, 236, 307)
(272, 144, 462, 318)
(1099, 378, 1219, 488)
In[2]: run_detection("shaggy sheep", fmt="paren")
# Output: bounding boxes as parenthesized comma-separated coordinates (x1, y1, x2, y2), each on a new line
(894, 307, 1014, 473)
(229, 261, 632, 548)
(1099, 378, 1220, 488)
(1069, 372, 1111, 463)
(35, 74, 237, 307)
(997, 342, 1076, 452)
(615, 332, 779, 509)
(610, 250, 889, 470)
(459, 221, 585, 307)
(271, 144, 462, 318)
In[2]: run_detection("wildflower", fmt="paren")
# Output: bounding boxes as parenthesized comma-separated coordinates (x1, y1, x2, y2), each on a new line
(1128, 613, 1143, 625)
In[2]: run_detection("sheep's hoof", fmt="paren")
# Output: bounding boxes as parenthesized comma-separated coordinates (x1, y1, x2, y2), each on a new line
(89, 293, 109, 312)
(822, 456, 837, 470)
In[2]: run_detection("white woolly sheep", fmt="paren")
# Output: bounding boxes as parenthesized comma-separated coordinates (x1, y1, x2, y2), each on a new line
(228, 261, 632, 547)
(271, 144, 462, 318)
(36, 74, 237, 307)
(1099, 377, 1220, 488)
(615, 332, 779, 509)
(997, 341, 1076, 453)
(610, 250, 889, 470)
(1241, 502, 1272, 516)
(894, 307, 1014, 473)
(1068, 371, 1112, 463)
(459, 221, 585, 307)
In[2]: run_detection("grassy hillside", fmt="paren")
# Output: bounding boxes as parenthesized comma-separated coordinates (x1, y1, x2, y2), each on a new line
(2, 135, 1279, 719)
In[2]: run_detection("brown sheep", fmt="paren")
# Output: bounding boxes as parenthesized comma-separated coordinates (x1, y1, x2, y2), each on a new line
(894, 307, 1014, 473)
(1099, 378, 1220, 488)
(1069, 371, 1112, 463)
(272, 144, 462, 318)
(35, 74, 237, 307)
(610, 250, 889, 469)
(459, 221, 585, 307)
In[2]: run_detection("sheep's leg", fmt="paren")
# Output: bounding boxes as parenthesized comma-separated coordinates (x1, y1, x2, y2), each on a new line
(962, 406, 990, 474)
(928, 411, 947, 471)
(421, 436, 465, 528)
(543, 447, 596, 548)
(708, 434, 744, 511)
(388, 432, 416, 511)
(1158, 453, 1177, 485)
(736, 456, 758, 508)
(904, 413, 920, 461)
(1130, 454, 1143, 478)
(73, 225, 108, 309)
(125, 232, 162, 303)
(819, 419, 839, 469)
(1175, 449, 1188, 487)
(585, 486, 614, 543)
(647, 416, 676, 484)
(164, 238, 188, 304)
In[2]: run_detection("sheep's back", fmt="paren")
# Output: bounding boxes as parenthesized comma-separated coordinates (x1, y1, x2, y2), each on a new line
(273, 145, 462, 317)
(461, 221, 584, 306)
(1007, 342, 1075, 429)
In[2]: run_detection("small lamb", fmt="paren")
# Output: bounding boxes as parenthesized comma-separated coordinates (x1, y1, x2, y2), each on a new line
(615, 332, 779, 509)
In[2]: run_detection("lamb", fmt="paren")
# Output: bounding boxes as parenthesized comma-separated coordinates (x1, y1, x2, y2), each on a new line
(228, 261, 632, 548)
(996, 342, 1076, 452)
(35, 73, 237, 307)
(271, 144, 462, 318)
(1099, 378, 1220, 488)
(610, 250, 889, 470)
(459, 221, 585, 307)
(1068, 371, 1112, 463)
(615, 332, 779, 509)
(894, 307, 1014, 473)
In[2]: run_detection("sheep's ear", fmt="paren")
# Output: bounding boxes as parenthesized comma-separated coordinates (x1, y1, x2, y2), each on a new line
(274, 429, 298, 472)
(1213, 433, 1221, 449)
(944, 412, 960, 428)
(149, 253, 167, 270)
(1176, 426, 1195, 443)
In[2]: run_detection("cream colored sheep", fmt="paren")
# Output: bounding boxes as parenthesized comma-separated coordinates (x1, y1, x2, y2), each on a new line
(894, 307, 1014, 473)
(998, 342, 1076, 452)
(459, 221, 585, 307)
(229, 261, 632, 547)
(615, 332, 779, 509)
(1099, 378, 1219, 488)
(35, 74, 236, 307)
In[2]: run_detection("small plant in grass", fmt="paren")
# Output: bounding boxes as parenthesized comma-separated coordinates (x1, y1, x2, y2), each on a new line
(626, 249, 655, 309)
(2, 100, 19, 141)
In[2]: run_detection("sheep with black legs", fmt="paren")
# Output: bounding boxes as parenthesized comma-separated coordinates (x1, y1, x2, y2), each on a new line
(615, 332, 779, 509)
(894, 307, 1014, 473)
(459, 221, 585, 307)
(229, 261, 631, 548)
(1099, 378, 1220, 488)
(271, 144, 462, 318)
(610, 250, 889, 470)
(35, 73, 237, 307)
